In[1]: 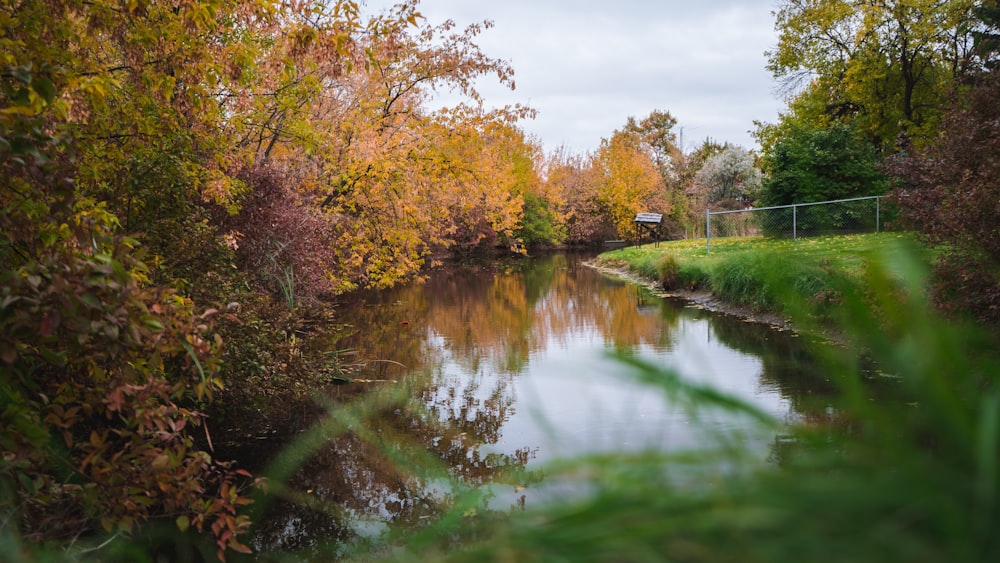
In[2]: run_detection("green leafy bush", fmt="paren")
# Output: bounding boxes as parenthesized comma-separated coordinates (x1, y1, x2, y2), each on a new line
(1, 63, 256, 560)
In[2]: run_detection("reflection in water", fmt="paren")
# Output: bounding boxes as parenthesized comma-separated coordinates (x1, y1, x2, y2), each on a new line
(241, 252, 837, 557)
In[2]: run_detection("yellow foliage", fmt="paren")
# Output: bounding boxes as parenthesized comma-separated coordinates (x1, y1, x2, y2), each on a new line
(593, 130, 668, 239)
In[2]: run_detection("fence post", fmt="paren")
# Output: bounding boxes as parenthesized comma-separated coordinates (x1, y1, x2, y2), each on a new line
(706, 208, 711, 253)
(876, 197, 880, 234)
(793, 205, 797, 242)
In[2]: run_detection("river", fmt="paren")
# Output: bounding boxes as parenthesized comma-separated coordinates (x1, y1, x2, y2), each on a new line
(238, 251, 837, 556)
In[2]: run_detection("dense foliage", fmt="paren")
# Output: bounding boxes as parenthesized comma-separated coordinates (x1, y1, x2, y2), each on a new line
(759, 123, 887, 208)
(0, 64, 254, 557)
(3, 0, 1000, 558)
(885, 71, 1000, 323)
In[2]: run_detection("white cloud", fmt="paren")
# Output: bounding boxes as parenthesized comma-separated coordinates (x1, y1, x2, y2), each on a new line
(363, 0, 786, 154)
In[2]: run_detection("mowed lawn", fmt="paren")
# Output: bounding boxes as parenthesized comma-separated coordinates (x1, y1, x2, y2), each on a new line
(595, 232, 926, 318)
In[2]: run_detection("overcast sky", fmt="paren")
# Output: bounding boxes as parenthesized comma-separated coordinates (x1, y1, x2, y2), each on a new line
(362, 0, 787, 155)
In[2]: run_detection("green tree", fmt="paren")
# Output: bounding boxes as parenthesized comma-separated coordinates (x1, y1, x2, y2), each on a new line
(972, 0, 1000, 71)
(760, 123, 886, 206)
(769, 0, 978, 148)
(759, 123, 886, 235)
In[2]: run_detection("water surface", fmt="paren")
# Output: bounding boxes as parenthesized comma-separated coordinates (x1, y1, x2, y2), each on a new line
(244, 252, 835, 554)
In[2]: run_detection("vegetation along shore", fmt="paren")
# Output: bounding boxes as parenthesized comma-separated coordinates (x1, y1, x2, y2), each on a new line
(3, 0, 1000, 560)
(590, 232, 928, 335)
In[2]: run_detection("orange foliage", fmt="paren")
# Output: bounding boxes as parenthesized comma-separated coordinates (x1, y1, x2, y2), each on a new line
(592, 130, 669, 240)
(253, 6, 541, 291)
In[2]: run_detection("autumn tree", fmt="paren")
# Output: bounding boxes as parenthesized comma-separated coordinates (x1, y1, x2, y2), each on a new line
(543, 147, 612, 245)
(0, 0, 379, 305)
(482, 123, 562, 249)
(623, 109, 690, 238)
(623, 109, 681, 177)
(591, 130, 668, 241)
(245, 5, 537, 290)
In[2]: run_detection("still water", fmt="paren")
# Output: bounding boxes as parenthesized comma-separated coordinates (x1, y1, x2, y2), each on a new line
(243, 252, 835, 554)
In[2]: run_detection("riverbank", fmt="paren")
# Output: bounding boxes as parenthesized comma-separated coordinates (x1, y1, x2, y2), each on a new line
(589, 232, 923, 335)
(352, 238, 1000, 563)
(586, 260, 795, 330)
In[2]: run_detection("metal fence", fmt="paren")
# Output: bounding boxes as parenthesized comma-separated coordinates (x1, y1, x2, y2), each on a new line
(706, 196, 883, 252)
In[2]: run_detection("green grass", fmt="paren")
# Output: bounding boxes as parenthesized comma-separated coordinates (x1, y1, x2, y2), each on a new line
(357, 238, 1000, 563)
(28, 234, 997, 563)
(254, 236, 993, 563)
(596, 232, 924, 320)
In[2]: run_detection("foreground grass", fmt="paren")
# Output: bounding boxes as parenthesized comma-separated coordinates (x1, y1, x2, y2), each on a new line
(356, 240, 1000, 563)
(595, 232, 924, 323)
(36, 236, 999, 562)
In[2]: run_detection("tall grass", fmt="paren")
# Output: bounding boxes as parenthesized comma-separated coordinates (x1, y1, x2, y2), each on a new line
(30, 237, 997, 562)
(359, 239, 1000, 562)
(269, 239, 297, 309)
(599, 233, 920, 320)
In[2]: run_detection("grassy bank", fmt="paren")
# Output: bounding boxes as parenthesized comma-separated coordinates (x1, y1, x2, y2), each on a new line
(310, 235, 1000, 563)
(347, 234, 999, 562)
(39, 234, 996, 562)
(594, 232, 924, 324)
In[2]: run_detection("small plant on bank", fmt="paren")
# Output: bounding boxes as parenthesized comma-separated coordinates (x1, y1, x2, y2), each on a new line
(655, 254, 681, 290)
(268, 240, 297, 310)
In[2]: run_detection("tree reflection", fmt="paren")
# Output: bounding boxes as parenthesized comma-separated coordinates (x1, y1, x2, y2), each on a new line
(238, 382, 535, 560)
(238, 252, 837, 557)
(699, 311, 837, 420)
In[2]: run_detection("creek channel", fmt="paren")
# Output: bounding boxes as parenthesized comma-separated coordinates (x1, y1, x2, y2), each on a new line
(235, 251, 840, 555)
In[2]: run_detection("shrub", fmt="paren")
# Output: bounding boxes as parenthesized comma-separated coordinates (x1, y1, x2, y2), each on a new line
(215, 164, 339, 304)
(885, 70, 1000, 324)
(655, 254, 681, 290)
(0, 78, 256, 558)
(0, 204, 256, 560)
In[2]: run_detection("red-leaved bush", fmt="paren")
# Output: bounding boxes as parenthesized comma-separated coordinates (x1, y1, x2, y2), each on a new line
(885, 71, 1000, 323)
(217, 165, 339, 304)
(0, 207, 258, 560)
